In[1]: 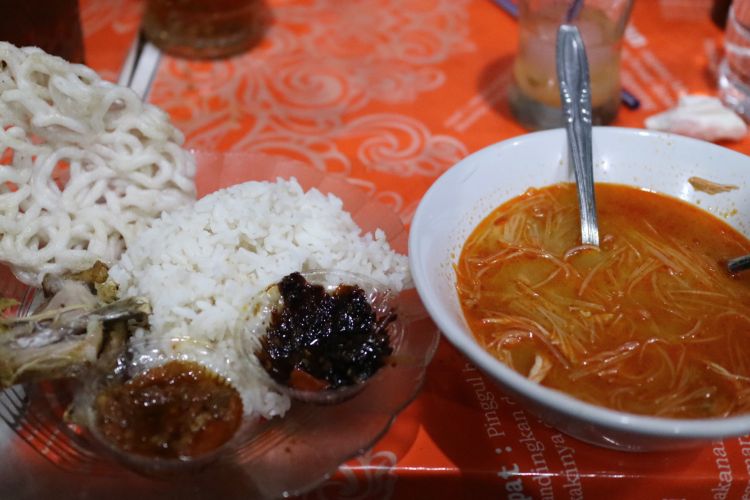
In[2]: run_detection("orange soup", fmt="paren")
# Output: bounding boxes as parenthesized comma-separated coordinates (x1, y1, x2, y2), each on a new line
(457, 183, 750, 418)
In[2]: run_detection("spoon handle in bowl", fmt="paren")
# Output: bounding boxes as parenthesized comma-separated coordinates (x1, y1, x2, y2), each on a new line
(556, 24, 600, 247)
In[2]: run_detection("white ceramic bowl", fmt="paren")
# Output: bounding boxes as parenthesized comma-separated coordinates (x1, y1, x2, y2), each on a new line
(409, 127, 750, 451)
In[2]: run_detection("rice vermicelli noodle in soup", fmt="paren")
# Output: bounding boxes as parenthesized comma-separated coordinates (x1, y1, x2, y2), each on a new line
(457, 183, 750, 419)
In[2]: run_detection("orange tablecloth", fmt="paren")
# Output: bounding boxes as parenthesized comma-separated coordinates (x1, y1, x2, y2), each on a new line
(64, 0, 750, 497)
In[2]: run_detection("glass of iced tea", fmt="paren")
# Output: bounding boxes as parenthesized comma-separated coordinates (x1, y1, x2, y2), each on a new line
(142, 0, 271, 59)
(508, 0, 634, 130)
(0, 0, 85, 63)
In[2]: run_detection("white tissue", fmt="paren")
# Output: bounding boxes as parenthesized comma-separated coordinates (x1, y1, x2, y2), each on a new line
(644, 95, 747, 142)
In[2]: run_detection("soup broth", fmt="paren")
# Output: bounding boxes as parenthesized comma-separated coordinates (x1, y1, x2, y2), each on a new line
(457, 183, 750, 418)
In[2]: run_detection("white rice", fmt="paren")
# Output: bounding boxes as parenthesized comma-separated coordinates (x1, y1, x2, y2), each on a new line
(109, 178, 410, 419)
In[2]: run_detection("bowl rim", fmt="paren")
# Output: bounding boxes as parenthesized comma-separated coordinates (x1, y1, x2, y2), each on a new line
(409, 126, 750, 439)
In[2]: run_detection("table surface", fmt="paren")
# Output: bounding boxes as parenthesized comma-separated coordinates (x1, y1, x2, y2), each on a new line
(4, 1, 750, 499)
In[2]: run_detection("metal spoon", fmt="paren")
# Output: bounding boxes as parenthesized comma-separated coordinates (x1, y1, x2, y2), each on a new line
(556, 24, 600, 247)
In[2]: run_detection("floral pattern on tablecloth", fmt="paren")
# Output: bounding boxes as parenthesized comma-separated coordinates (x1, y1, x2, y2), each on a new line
(303, 450, 397, 500)
(148, 0, 474, 220)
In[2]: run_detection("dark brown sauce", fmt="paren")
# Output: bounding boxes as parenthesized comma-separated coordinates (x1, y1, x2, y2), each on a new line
(257, 272, 394, 390)
(94, 360, 243, 459)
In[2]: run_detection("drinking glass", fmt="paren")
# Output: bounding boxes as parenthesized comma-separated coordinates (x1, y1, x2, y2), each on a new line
(718, 0, 750, 121)
(0, 0, 84, 63)
(142, 0, 271, 59)
(508, 0, 634, 130)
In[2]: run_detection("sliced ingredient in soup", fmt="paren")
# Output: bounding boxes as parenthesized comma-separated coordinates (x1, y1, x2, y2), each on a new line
(457, 183, 750, 418)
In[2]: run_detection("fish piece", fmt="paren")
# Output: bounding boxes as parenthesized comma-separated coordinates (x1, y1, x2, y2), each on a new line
(0, 279, 150, 388)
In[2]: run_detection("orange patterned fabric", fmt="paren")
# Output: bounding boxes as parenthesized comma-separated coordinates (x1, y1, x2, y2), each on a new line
(75, 0, 750, 498)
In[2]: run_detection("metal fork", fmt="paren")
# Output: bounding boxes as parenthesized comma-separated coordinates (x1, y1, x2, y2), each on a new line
(557, 24, 600, 247)
(117, 30, 162, 101)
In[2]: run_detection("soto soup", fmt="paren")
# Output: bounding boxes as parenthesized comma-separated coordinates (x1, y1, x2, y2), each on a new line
(457, 183, 750, 419)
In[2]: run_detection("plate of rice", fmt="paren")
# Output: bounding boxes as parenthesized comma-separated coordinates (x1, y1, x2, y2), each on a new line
(0, 151, 440, 499)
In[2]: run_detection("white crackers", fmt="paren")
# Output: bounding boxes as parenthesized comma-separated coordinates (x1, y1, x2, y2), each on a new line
(0, 42, 196, 286)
